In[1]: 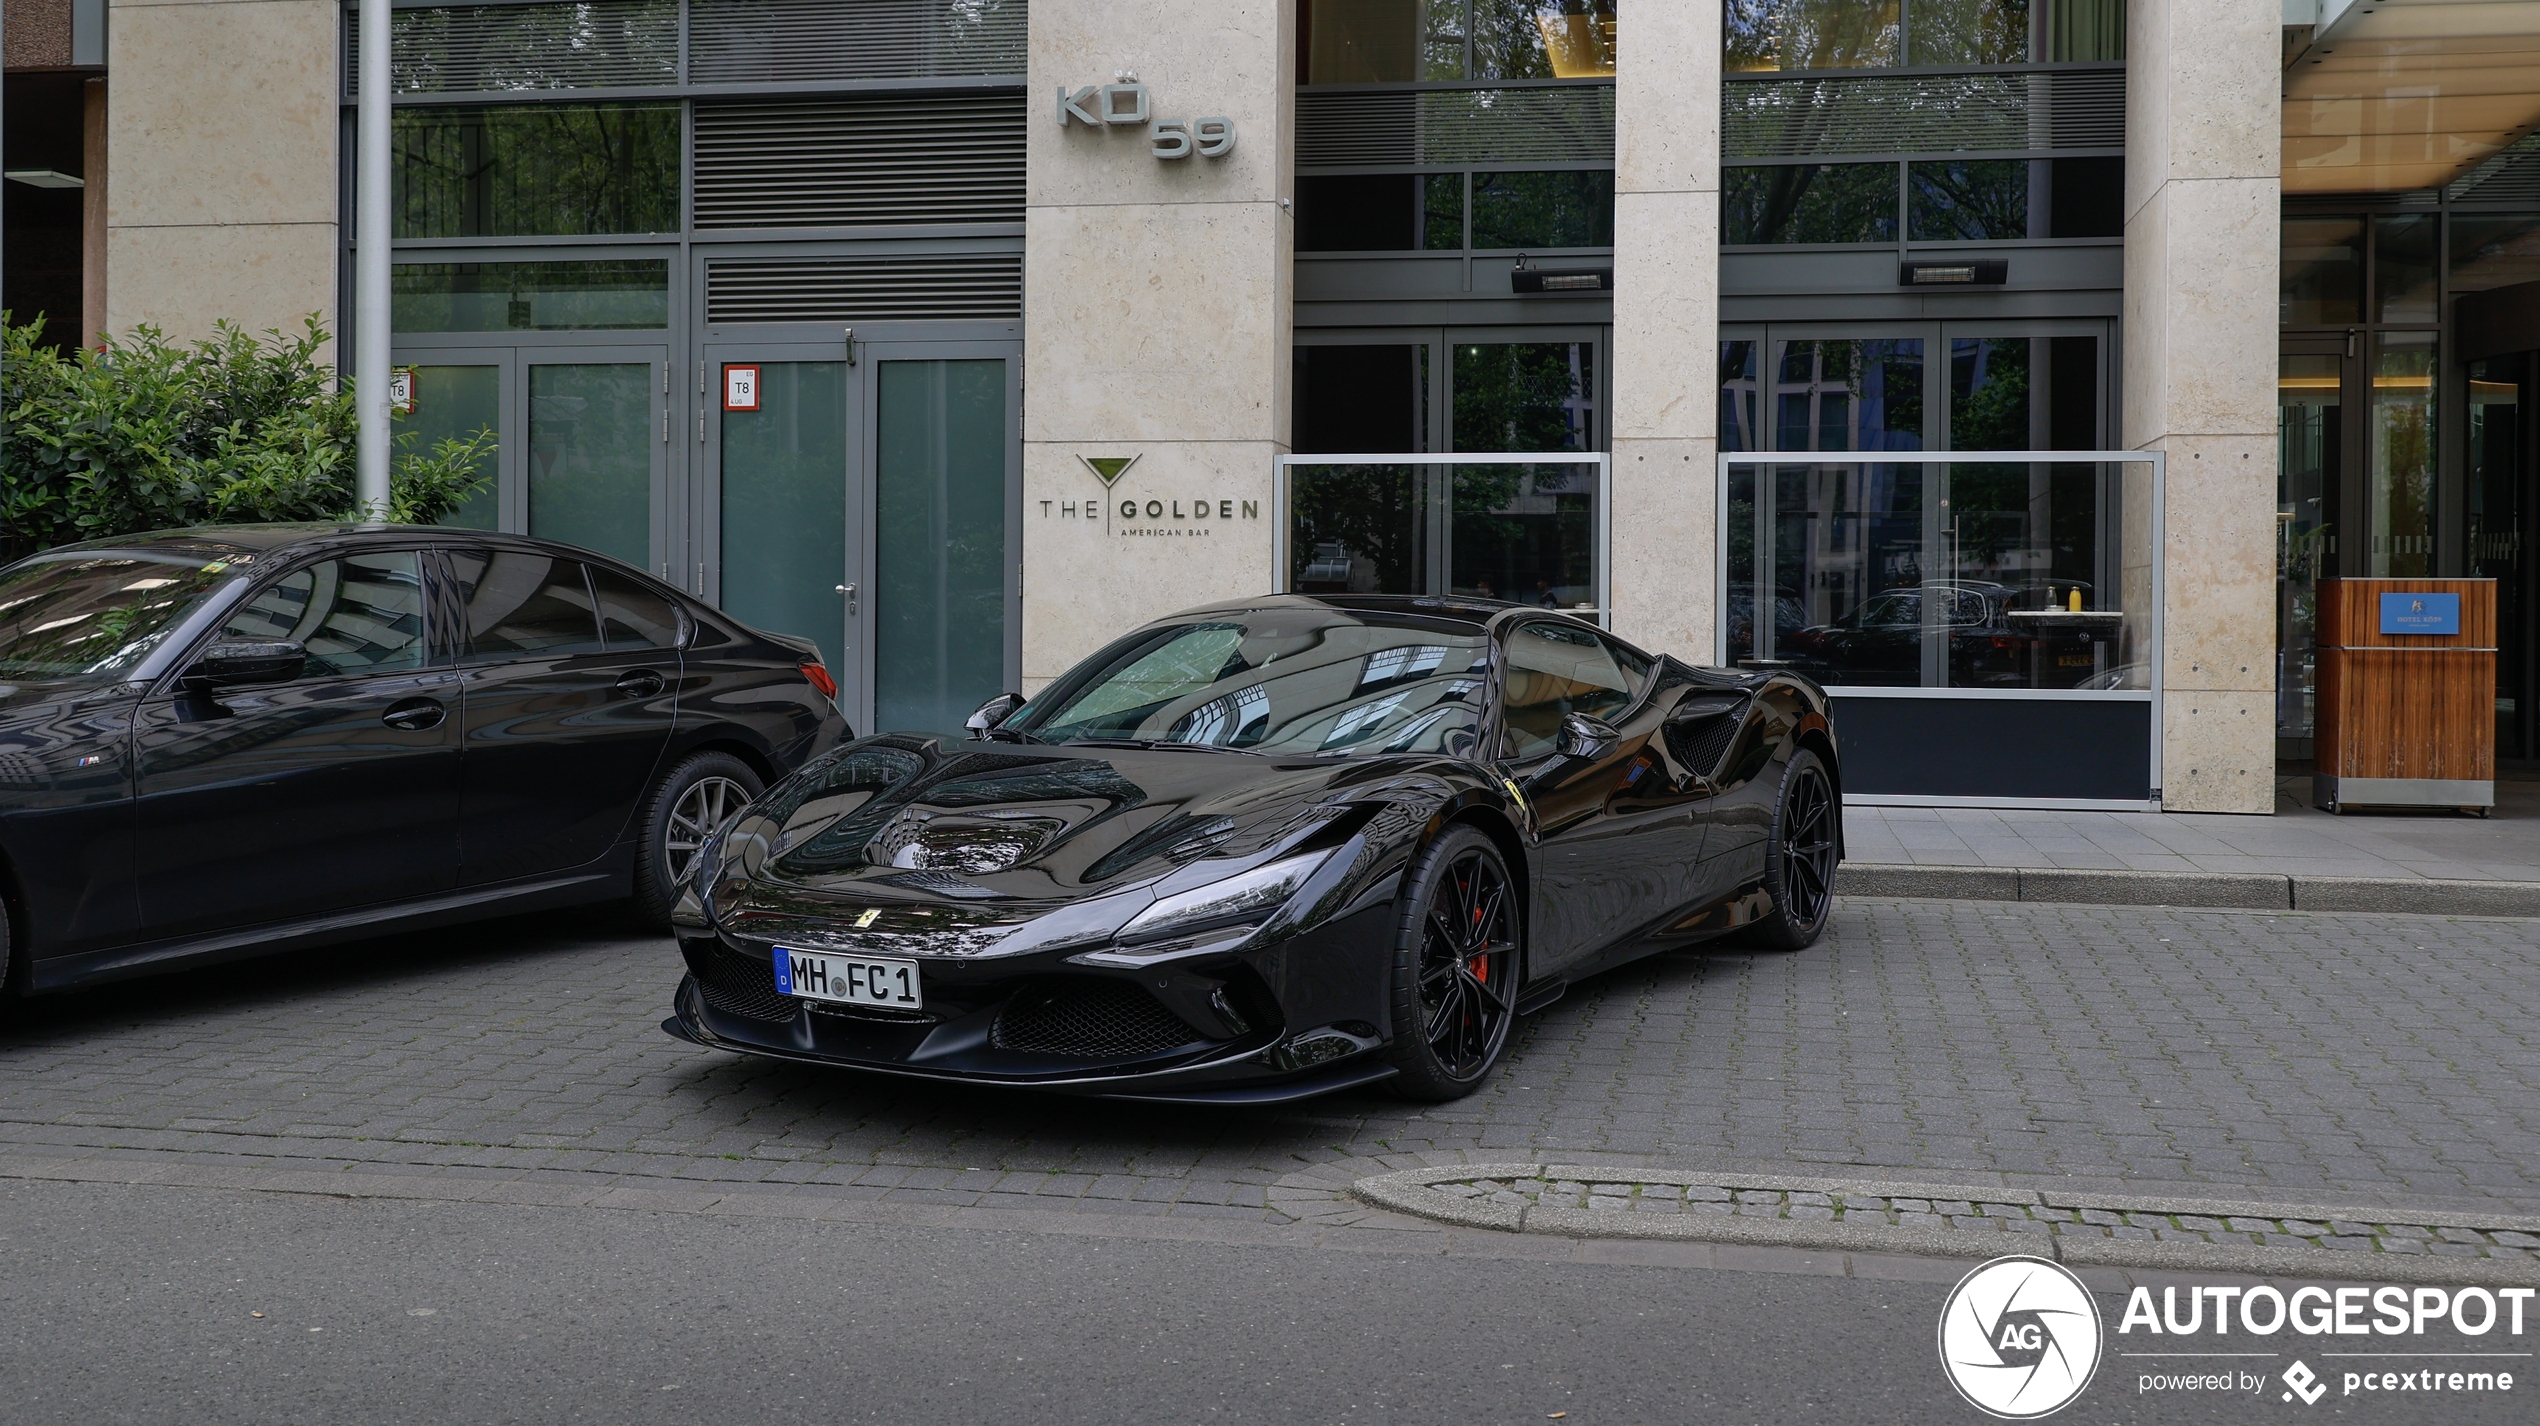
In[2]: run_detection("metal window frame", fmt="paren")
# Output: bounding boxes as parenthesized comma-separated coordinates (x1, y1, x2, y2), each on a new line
(1273, 451, 1614, 627)
(1714, 448, 2167, 809)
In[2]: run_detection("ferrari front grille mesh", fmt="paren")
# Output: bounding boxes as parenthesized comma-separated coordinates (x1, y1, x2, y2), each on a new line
(990, 979, 1200, 1060)
(696, 949, 799, 1023)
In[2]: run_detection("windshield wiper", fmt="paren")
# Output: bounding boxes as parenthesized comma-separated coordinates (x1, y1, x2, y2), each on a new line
(976, 726, 1048, 744)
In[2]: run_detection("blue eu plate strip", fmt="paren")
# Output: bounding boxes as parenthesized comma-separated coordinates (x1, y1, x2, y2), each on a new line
(2380, 592, 2461, 636)
(771, 947, 794, 996)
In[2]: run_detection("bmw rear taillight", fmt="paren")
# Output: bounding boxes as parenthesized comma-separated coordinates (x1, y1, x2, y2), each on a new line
(799, 659, 838, 699)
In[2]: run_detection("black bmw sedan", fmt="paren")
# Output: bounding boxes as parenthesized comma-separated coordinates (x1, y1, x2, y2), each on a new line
(0, 524, 849, 996)
(666, 595, 1840, 1104)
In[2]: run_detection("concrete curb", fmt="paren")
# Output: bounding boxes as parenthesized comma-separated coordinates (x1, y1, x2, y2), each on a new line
(1350, 1164, 2540, 1287)
(1835, 863, 2540, 917)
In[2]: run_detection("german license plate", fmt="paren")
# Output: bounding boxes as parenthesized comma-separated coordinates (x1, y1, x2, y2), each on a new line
(772, 947, 922, 1010)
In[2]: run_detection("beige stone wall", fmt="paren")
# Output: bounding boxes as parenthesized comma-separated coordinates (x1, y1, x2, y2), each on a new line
(1020, 3, 1294, 689)
(2123, 0, 2281, 814)
(105, 0, 339, 345)
(1607, 0, 1719, 664)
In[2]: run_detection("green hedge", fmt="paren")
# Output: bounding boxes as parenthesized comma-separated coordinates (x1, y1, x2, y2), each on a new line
(0, 314, 494, 562)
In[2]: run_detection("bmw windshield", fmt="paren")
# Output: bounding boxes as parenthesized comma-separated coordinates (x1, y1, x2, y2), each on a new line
(0, 548, 249, 684)
(1010, 611, 1493, 758)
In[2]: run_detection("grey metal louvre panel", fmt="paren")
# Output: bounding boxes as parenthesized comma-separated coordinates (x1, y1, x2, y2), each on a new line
(1724, 68, 2125, 159)
(347, 0, 678, 96)
(689, 0, 1027, 84)
(2450, 131, 2540, 202)
(1418, 86, 1614, 165)
(695, 95, 1026, 228)
(706, 255, 1022, 322)
(1297, 91, 1417, 167)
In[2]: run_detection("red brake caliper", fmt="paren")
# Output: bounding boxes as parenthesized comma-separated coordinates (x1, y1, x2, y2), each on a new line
(1468, 894, 1489, 983)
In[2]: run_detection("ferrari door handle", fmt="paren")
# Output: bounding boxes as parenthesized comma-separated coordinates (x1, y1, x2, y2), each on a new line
(380, 697, 446, 732)
(616, 669, 667, 698)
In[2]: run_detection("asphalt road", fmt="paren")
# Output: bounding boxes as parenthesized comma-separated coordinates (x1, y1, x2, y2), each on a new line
(2, 1177, 2527, 1426)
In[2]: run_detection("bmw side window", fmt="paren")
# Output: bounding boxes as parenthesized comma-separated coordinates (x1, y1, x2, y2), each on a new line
(217, 553, 428, 678)
(1496, 621, 1641, 761)
(590, 568, 682, 651)
(447, 551, 605, 662)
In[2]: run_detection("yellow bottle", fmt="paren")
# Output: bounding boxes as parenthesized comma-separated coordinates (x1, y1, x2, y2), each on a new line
(2068, 587, 2083, 612)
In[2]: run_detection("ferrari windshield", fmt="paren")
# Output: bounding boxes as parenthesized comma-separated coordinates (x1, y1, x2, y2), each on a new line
(1014, 612, 1493, 757)
(0, 549, 247, 683)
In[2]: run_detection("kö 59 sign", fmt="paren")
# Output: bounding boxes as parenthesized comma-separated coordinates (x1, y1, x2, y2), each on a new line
(1055, 75, 1235, 161)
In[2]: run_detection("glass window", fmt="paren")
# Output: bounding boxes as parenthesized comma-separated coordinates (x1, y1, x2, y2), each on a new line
(1296, 345, 1430, 454)
(528, 363, 654, 571)
(1453, 342, 1596, 453)
(448, 551, 604, 660)
(221, 553, 429, 677)
(1907, 0, 2031, 65)
(1291, 464, 1430, 593)
(402, 365, 503, 532)
(2451, 214, 2540, 295)
(2281, 218, 2362, 326)
(591, 567, 681, 650)
(1473, 0, 1618, 79)
(2468, 356, 2526, 756)
(1951, 337, 2031, 451)
(2044, 157, 2123, 239)
(720, 362, 849, 677)
(1295, 174, 1466, 251)
(2046, 0, 2124, 61)
(1451, 464, 1597, 609)
(392, 104, 679, 239)
(2277, 352, 2339, 742)
(1499, 619, 1638, 758)
(0, 552, 246, 684)
(875, 359, 1009, 736)
(1470, 170, 1614, 249)
(2374, 214, 2438, 325)
(1721, 340, 1761, 452)
(1724, 163, 1898, 245)
(1909, 160, 2030, 242)
(392, 261, 670, 333)
(1303, 0, 1464, 83)
(1019, 613, 1493, 757)
(1773, 339, 1924, 453)
(2370, 332, 2436, 577)
(1725, 0, 1900, 70)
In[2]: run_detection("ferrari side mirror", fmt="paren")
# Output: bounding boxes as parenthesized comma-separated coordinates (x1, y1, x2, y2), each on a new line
(965, 690, 1025, 737)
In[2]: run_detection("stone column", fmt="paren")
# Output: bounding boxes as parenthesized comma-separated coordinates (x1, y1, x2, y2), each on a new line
(2123, 0, 2281, 813)
(104, 0, 339, 344)
(1020, 3, 1294, 690)
(1606, 1, 1720, 662)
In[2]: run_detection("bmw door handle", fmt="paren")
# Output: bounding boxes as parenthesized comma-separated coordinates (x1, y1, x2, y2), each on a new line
(616, 669, 667, 698)
(381, 697, 446, 732)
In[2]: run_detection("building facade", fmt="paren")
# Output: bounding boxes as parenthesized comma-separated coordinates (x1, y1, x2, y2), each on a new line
(5, 0, 2536, 813)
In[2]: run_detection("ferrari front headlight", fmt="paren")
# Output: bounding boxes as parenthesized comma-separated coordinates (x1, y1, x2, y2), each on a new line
(1114, 850, 1333, 943)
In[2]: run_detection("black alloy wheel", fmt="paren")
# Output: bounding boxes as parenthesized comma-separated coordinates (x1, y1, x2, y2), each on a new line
(1383, 826, 1520, 1100)
(1733, 748, 1838, 950)
(633, 751, 765, 927)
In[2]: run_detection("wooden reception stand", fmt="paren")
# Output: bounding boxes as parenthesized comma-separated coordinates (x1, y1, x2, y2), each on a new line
(2314, 578, 2495, 814)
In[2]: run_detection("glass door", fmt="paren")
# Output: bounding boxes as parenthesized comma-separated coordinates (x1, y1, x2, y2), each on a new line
(522, 346, 671, 579)
(390, 350, 508, 532)
(700, 337, 1019, 736)
(702, 342, 863, 719)
(2278, 336, 2349, 749)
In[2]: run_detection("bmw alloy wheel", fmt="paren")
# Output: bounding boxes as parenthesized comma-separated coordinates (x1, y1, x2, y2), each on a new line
(664, 775, 750, 887)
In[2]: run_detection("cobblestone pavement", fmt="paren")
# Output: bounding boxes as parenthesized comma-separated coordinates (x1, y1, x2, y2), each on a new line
(1, 898, 2535, 1225)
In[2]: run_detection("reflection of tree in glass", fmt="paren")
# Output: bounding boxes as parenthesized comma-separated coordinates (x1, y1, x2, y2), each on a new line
(1470, 172, 1615, 249)
(393, 105, 681, 238)
(1472, 0, 1617, 79)
(1724, 163, 1898, 244)
(1293, 467, 1424, 594)
(1950, 338, 2029, 452)
(1909, 160, 2029, 241)
(1906, 0, 2031, 65)
(1454, 344, 1593, 452)
(1724, 0, 1900, 69)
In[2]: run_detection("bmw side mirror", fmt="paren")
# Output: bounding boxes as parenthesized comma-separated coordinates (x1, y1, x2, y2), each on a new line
(965, 690, 1026, 738)
(1553, 712, 1618, 764)
(184, 641, 306, 691)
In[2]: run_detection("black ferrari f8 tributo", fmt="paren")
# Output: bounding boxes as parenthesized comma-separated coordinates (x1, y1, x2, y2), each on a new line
(665, 594, 1841, 1103)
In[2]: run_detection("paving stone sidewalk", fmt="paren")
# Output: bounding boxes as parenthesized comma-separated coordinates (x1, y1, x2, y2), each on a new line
(0, 897, 2534, 1230)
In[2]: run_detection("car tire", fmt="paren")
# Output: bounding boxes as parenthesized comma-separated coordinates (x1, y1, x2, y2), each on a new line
(1728, 748, 1838, 952)
(632, 751, 763, 929)
(1381, 825, 1521, 1102)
